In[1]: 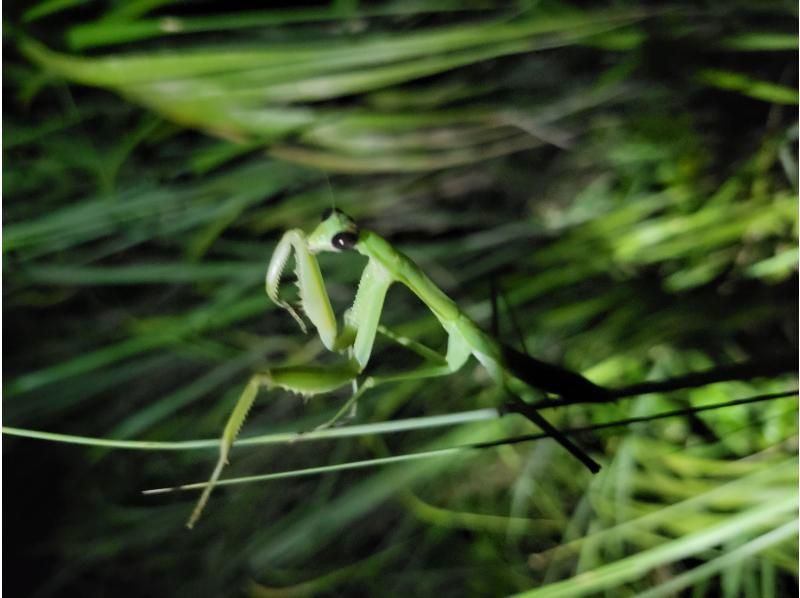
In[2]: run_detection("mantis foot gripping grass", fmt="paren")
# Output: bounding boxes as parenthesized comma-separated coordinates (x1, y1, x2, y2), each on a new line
(187, 209, 602, 528)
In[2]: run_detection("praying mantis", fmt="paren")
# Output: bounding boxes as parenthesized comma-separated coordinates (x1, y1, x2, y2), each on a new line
(187, 208, 606, 528)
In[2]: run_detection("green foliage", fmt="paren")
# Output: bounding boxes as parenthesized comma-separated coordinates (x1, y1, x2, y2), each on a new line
(4, 1, 797, 597)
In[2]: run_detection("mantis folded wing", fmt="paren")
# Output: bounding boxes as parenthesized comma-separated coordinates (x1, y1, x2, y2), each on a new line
(187, 209, 601, 528)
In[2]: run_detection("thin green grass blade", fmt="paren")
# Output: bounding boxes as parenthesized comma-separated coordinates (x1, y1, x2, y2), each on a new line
(511, 495, 798, 598)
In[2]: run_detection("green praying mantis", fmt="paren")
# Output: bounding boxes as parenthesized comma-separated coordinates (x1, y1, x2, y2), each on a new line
(187, 209, 607, 528)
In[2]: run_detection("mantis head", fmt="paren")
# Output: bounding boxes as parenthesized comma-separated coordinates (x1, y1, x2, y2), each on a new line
(307, 208, 360, 253)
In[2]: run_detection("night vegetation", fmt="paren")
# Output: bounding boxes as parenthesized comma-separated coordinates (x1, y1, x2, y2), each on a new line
(3, 1, 797, 596)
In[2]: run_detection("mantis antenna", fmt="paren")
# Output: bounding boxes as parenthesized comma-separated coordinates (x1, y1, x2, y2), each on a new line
(187, 209, 601, 528)
(323, 172, 336, 210)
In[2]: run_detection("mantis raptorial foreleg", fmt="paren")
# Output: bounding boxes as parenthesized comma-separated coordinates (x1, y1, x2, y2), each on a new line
(188, 209, 600, 527)
(265, 229, 338, 350)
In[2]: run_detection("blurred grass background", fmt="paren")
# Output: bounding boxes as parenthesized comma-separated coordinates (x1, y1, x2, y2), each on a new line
(3, 1, 798, 596)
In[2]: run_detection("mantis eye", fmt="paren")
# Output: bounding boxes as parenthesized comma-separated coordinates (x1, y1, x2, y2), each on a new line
(332, 232, 358, 250)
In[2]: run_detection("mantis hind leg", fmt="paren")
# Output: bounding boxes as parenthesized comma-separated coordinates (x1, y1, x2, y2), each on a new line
(314, 329, 471, 432)
(187, 362, 359, 529)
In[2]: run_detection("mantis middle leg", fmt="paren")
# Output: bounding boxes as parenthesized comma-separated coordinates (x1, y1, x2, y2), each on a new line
(315, 327, 472, 431)
(187, 361, 360, 528)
